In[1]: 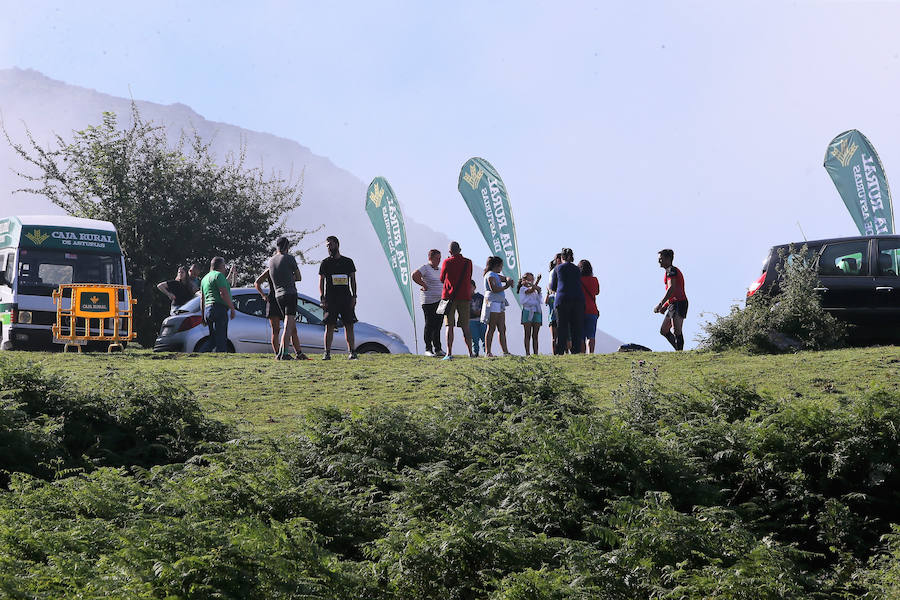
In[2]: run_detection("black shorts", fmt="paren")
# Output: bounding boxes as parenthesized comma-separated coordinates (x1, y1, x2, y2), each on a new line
(277, 293, 298, 317)
(266, 294, 284, 320)
(665, 299, 689, 320)
(323, 295, 357, 325)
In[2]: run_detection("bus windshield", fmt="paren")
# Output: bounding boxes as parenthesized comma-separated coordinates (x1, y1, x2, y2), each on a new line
(17, 249, 123, 296)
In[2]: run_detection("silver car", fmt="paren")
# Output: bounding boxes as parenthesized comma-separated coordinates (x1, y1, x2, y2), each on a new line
(153, 287, 410, 354)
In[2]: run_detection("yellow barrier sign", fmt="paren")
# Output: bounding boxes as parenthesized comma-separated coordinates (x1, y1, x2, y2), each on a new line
(52, 284, 137, 353)
(73, 287, 117, 319)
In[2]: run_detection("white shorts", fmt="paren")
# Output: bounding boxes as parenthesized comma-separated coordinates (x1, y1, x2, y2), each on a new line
(489, 301, 505, 314)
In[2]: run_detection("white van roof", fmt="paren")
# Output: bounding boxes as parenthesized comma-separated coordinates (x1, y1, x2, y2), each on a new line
(14, 215, 117, 231)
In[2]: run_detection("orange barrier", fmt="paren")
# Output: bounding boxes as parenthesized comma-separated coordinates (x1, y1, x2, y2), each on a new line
(52, 284, 137, 352)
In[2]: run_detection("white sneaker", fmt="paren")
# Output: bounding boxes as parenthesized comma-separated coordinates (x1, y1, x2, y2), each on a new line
(424, 350, 434, 357)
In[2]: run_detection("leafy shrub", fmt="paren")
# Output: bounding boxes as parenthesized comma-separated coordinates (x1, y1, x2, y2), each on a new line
(855, 526, 900, 599)
(700, 246, 847, 353)
(0, 463, 373, 600)
(604, 492, 809, 599)
(0, 357, 230, 486)
(2, 357, 900, 598)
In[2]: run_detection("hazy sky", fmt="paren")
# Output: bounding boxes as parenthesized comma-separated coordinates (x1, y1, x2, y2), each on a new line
(3, 1, 900, 350)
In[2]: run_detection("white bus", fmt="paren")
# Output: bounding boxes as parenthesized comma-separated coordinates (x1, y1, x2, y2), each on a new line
(0, 215, 128, 350)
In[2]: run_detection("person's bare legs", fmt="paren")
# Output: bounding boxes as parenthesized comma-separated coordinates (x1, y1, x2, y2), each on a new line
(445, 317, 455, 356)
(531, 325, 540, 355)
(280, 315, 296, 356)
(497, 314, 510, 354)
(269, 318, 281, 354)
(458, 313, 474, 356)
(485, 318, 497, 357)
(672, 313, 685, 351)
(282, 315, 306, 358)
(588, 337, 596, 354)
(345, 323, 355, 353)
(291, 327, 303, 355)
(660, 316, 677, 349)
(325, 323, 336, 354)
(523, 322, 533, 356)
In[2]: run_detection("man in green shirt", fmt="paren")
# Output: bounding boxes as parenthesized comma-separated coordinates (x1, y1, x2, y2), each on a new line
(200, 256, 236, 352)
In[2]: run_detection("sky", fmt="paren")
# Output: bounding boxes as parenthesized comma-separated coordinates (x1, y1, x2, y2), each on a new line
(3, 0, 900, 350)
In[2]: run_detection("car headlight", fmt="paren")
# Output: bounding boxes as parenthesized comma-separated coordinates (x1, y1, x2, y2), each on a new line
(17, 310, 32, 324)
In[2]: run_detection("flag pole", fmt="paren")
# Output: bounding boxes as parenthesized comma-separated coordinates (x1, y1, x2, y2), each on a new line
(407, 247, 419, 355)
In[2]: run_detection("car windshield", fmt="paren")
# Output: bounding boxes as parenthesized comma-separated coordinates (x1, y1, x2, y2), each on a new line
(17, 249, 123, 296)
(298, 296, 324, 324)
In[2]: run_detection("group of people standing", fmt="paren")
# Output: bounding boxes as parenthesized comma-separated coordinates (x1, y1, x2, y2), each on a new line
(253, 235, 359, 360)
(413, 243, 689, 357)
(159, 238, 689, 358)
(543, 248, 600, 355)
(156, 235, 360, 359)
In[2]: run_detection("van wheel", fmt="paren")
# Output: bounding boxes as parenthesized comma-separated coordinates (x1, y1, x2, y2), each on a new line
(194, 338, 236, 353)
(357, 343, 388, 354)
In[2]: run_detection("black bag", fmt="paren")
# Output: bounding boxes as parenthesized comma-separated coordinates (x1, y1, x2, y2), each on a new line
(617, 343, 652, 352)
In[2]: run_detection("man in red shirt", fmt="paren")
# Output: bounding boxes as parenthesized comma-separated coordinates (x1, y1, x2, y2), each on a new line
(439, 241, 474, 359)
(653, 248, 688, 351)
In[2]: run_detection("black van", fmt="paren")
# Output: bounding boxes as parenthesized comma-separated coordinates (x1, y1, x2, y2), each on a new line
(748, 235, 900, 343)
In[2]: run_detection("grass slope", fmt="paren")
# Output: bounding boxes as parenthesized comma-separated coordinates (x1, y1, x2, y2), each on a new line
(25, 346, 900, 437)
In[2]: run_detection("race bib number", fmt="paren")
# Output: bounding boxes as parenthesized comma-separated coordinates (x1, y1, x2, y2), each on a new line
(332, 274, 349, 286)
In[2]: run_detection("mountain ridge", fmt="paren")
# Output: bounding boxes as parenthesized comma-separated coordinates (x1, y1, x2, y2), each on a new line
(0, 67, 623, 353)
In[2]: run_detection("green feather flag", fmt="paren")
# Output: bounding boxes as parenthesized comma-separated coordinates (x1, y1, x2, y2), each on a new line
(365, 176, 416, 325)
(457, 157, 522, 302)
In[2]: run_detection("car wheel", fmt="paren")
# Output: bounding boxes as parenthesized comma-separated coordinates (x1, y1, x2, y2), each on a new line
(356, 342, 389, 354)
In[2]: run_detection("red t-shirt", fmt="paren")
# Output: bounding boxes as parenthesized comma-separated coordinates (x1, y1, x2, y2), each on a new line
(440, 255, 473, 301)
(662, 266, 687, 307)
(581, 275, 599, 315)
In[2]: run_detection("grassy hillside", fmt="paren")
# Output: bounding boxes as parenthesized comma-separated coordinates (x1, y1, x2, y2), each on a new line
(4, 346, 900, 598)
(27, 346, 900, 436)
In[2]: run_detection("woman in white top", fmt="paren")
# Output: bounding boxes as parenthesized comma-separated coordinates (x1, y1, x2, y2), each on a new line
(483, 255, 513, 357)
(517, 272, 542, 355)
(411, 249, 445, 356)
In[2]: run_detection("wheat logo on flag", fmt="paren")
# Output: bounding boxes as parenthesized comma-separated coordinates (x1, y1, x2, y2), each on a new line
(462, 163, 484, 190)
(823, 129, 894, 235)
(25, 229, 49, 245)
(369, 181, 385, 208)
(90, 296, 100, 303)
(830, 138, 859, 168)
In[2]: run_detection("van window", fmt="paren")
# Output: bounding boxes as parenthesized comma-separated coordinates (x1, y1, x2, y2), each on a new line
(4, 253, 12, 285)
(876, 240, 900, 277)
(17, 249, 123, 296)
(38, 264, 74, 285)
(817, 241, 869, 276)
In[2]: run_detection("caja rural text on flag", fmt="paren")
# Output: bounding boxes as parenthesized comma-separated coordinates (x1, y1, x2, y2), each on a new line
(457, 157, 522, 301)
(365, 177, 416, 324)
(824, 129, 894, 235)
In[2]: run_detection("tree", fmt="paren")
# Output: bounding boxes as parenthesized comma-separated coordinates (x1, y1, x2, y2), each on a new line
(6, 105, 315, 346)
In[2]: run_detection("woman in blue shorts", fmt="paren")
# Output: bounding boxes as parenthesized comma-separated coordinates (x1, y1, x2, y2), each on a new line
(483, 256, 513, 356)
(579, 259, 600, 354)
(518, 272, 542, 355)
